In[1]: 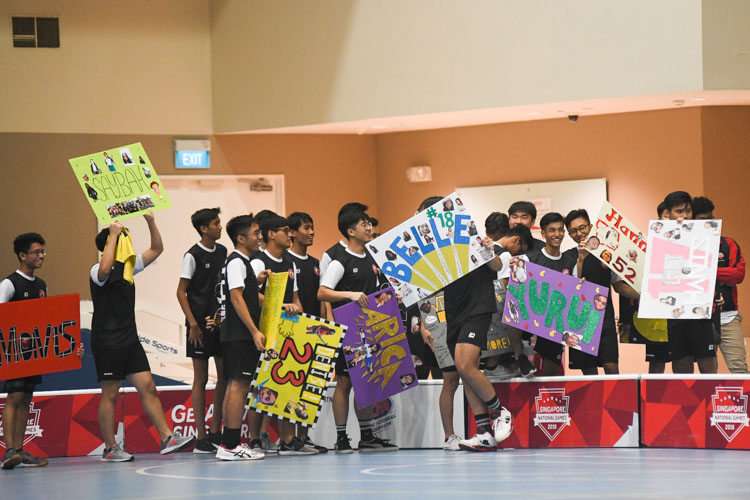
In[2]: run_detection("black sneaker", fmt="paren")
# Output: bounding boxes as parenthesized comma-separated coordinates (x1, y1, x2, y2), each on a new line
(193, 437, 216, 454)
(517, 355, 536, 378)
(334, 435, 353, 455)
(2, 448, 22, 470)
(303, 436, 328, 454)
(249, 438, 263, 451)
(279, 437, 318, 456)
(358, 436, 399, 452)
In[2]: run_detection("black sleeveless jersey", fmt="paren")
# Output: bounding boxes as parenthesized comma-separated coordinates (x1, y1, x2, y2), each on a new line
(251, 249, 295, 304)
(3, 271, 47, 301)
(184, 243, 227, 331)
(90, 261, 138, 347)
(220, 251, 261, 343)
(328, 249, 384, 310)
(563, 248, 616, 327)
(286, 250, 321, 316)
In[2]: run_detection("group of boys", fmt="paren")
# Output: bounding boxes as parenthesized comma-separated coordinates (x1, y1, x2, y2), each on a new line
(2, 189, 744, 468)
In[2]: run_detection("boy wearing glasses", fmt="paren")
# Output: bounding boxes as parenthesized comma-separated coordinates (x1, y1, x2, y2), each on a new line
(563, 209, 640, 375)
(1, 233, 50, 469)
(318, 206, 397, 454)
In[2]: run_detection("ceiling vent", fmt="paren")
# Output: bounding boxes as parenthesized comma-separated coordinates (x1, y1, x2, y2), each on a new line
(12, 16, 60, 48)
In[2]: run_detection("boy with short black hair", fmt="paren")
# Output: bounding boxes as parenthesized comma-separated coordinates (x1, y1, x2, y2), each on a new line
(1, 233, 50, 469)
(250, 213, 312, 455)
(318, 205, 397, 454)
(528, 212, 577, 376)
(91, 214, 194, 462)
(216, 214, 267, 461)
(508, 201, 546, 253)
(286, 211, 328, 452)
(176, 207, 228, 453)
(693, 196, 747, 373)
(662, 191, 717, 374)
(563, 209, 640, 375)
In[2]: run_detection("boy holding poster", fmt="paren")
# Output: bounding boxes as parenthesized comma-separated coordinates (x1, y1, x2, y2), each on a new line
(449, 219, 532, 451)
(91, 214, 195, 462)
(216, 215, 267, 461)
(176, 208, 228, 453)
(563, 209, 640, 375)
(1, 234, 50, 469)
(662, 191, 717, 374)
(318, 205, 398, 454)
(527, 213, 577, 376)
(286, 211, 329, 453)
(250, 214, 315, 456)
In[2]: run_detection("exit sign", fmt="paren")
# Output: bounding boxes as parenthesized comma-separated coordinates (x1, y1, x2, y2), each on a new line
(175, 150, 210, 169)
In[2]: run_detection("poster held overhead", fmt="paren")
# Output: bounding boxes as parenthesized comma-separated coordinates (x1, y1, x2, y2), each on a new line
(638, 219, 722, 319)
(69, 142, 171, 224)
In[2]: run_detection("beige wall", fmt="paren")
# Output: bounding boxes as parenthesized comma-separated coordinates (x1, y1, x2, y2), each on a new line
(0, 0, 212, 134)
(702, 0, 750, 90)
(211, 0, 704, 132)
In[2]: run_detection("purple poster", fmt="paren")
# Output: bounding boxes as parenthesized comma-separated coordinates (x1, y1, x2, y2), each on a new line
(332, 287, 417, 408)
(501, 261, 608, 356)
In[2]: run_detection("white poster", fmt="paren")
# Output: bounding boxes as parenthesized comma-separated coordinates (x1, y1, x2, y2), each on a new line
(638, 219, 721, 319)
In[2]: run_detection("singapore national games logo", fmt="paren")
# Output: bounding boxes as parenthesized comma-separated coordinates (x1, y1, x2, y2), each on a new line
(533, 388, 571, 441)
(0, 402, 43, 448)
(710, 387, 749, 442)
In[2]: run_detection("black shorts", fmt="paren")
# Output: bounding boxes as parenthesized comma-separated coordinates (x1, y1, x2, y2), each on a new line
(92, 342, 151, 382)
(222, 341, 260, 381)
(186, 325, 222, 360)
(668, 319, 716, 360)
(645, 342, 671, 363)
(335, 345, 351, 378)
(447, 313, 492, 351)
(3, 375, 43, 395)
(534, 336, 563, 363)
(568, 327, 619, 370)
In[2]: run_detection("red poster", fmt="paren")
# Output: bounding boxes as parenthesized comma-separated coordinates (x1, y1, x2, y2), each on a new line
(641, 377, 750, 449)
(467, 378, 639, 448)
(0, 294, 81, 379)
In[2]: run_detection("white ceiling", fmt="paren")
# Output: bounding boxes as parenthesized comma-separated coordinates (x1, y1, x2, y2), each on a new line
(224, 90, 750, 135)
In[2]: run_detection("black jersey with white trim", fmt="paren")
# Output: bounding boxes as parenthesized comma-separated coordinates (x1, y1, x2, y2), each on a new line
(321, 247, 383, 310)
(184, 243, 227, 331)
(1, 271, 47, 303)
(286, 250, 321, 316)
(444, 244, 500, 323)
(220, 250, 261, 343)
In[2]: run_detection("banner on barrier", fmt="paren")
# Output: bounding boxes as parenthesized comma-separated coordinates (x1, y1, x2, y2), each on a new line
(334, 288, 417, 408)
(69, 142, 171, 224)
(587, 201, 646, 291)
(308, 381, 465, 449)
(367, 192, 493, 306)
(467, 378, 640, 448)
(248, 313, 345, 427)
(638, 219, 722, 319)
(641, 378, 750, 449)
(502, 261, 607, 355)
(0, 294, 81, 379)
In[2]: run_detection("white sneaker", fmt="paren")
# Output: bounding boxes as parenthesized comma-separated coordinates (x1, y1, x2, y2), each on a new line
(492, 407, 513, 443)
(216, 443, 265, 461)
(458, 432, 497, 452)
(484, 364, 521, 381)
(442, 434, 463, 451)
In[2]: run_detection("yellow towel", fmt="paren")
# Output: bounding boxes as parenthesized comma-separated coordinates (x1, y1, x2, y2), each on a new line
(115, 229, 136, 284)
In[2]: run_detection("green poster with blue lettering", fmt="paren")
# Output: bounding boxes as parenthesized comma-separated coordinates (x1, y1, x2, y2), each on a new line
(69, 142, 171, 224)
